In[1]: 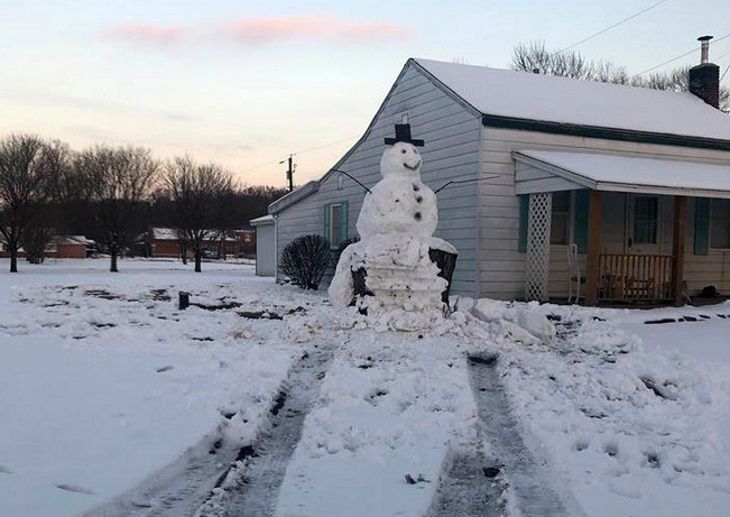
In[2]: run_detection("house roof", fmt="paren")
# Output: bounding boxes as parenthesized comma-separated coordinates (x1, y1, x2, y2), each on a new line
(413, 59, 730, 142)
(514, 150, 730, 199)
(150, 227, 236, 241)
(269, 58, 730, 215)
(57, 235, 95, 245)
(151, 227, 180, 241)
(250, 215, 275, 226)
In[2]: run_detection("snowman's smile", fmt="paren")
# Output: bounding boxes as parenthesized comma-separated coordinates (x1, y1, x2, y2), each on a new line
(403, 160, 421, 171)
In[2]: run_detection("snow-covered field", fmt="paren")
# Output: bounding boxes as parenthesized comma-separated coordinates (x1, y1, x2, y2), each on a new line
(1, 259, 729, 516)
(0, 259, 309, 516)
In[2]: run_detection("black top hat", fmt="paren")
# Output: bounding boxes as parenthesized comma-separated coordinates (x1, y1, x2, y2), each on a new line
(384, 124, 424, 147)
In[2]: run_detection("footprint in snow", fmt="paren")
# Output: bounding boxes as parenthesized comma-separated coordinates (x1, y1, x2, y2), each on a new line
(0, 464, 12, 474)
(56, 483, 95, 495)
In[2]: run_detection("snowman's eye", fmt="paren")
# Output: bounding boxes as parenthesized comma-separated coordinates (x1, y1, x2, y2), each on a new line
(401, 149, 406, 154)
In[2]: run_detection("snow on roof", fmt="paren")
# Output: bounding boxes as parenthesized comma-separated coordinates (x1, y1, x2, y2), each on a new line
(516, 150, 730, 198)
(150, 227, 237, 241)
(250, 215, 275, 225)
(151, 227, 180, 241)
(413, 59, 730, 141)
(57, 235, 95, 245)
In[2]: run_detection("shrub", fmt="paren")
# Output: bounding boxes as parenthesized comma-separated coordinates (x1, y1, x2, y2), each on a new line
(280, 234, 332, 290)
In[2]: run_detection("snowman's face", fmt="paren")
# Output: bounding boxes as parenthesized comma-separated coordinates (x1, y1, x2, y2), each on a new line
(380, 142, 421, 178)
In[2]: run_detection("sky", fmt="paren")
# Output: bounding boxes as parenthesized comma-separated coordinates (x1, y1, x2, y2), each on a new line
(2, 0, 729, 187)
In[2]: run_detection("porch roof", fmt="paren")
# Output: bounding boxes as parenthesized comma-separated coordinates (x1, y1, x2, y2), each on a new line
(514, 150, 730, 199)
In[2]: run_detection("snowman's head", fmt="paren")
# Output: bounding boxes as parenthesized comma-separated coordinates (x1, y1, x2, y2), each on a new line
(380, 142, 422, 179)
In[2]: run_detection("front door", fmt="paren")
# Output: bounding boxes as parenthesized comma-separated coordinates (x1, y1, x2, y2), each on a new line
(626, 194, 662, 254)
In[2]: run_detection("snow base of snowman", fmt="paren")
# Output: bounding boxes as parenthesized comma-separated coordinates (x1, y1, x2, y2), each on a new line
(329, 234, 458, 331)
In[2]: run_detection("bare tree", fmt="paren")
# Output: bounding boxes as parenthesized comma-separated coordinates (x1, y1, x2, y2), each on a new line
(74, 145, 158, 272)
(511, 41, 730, 111)
(164, 157, 236, 272)
(22, 220, 57, 264)
(0, 134, 64, 272)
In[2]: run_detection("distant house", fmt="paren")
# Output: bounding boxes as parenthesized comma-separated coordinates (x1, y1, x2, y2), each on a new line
(0, 234, 94, 259)
(233, 229, 256, 259)
(268, 39, 730, 306)
(51, 235, 95, 258)
(147, 227, 244, 259)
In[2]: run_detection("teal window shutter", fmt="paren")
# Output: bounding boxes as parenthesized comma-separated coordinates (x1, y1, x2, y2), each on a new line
(518, 195, 529, 253)
(323, 204, 331, 243)
(340, 201, 349, 243)
(573, 190, 589, 253)
(694, 197, 711, 256)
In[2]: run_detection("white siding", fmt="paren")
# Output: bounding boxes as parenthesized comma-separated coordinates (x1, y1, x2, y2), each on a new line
(275, 63, 482, 295)
(254, 223, 276, 277)
(479, 126, 730, 300)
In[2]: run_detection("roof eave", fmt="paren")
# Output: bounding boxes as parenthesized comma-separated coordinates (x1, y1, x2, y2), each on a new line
(514, 150, 730, 199)
(268, 181, 320, 214)
(485, 114, 730, 151)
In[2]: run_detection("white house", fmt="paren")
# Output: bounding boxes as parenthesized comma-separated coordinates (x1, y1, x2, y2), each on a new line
(268, 39, 730, 306)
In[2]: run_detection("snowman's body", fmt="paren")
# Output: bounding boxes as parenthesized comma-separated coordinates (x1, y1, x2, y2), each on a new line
(329, 134, 457, 325)
(356, 142, 438, 239)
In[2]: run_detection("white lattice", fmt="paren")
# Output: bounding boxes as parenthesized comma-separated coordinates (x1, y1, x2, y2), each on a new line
(525, 192, 552, 302)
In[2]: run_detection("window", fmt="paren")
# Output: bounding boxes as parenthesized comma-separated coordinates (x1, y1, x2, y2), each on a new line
(711, 199, 730, 249)
(325, 202, 348, 249)
(633, 196, 658, 245)
(550, 191, 571, 245)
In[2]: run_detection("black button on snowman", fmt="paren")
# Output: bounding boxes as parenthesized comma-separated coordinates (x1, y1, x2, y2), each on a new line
(355, 124, 438, 239)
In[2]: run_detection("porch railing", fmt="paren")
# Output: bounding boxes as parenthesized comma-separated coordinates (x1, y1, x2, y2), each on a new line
(598, 254, 673, 302)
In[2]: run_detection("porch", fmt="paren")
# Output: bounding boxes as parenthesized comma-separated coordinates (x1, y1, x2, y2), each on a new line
(514, 150, 730, 306)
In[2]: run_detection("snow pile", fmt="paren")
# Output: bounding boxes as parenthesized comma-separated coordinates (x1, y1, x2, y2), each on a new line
(329, 137, 457, 328)
(471, 298, 556, 343)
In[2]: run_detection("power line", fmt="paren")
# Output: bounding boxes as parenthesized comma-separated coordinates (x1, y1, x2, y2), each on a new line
(633, 33, 730, 77)
(560, 0, 671, 52)
(239, 134, 359, 173)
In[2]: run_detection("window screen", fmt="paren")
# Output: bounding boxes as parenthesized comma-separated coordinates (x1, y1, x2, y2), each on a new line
(550, 191, 571, 245)
(711, 199, 730, 249)
(633, 196, 658, 245)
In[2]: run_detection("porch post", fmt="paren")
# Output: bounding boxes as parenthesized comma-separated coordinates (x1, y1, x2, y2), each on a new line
(585, 191, 603, 306)
(524, 193, 552, 302)
(671, 196, 687, 306)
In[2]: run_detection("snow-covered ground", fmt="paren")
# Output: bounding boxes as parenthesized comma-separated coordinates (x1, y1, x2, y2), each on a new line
(0, 259, 308, 517)
(1, 259, 729, 516)
(494, 302, 730, 517)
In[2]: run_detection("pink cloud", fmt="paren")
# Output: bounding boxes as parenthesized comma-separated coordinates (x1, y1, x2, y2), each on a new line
(221, 15, 413, 43)
(105, 23, 186, 44)
(104, 15, 412, 46)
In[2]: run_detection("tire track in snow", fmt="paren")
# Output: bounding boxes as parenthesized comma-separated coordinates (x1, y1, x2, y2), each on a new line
(84, 424, 242, 517)
(426, 449, 504, 517)
(196, 342, 336, 517)
(468, 354, 568, 517)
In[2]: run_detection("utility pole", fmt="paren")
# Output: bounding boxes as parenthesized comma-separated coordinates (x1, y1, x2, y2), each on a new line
(280, 154, 296, 192)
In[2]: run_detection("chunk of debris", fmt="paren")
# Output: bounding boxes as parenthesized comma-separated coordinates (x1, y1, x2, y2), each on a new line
(237, 310, 283, 320)
(483, 466, 501, 478)
(56, 483, 95, 495)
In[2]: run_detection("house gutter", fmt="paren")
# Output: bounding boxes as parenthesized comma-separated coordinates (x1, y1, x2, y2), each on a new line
(483, 114, 730, 152)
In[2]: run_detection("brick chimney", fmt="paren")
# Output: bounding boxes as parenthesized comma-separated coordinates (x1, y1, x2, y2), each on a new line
(689, 35, 720, 108)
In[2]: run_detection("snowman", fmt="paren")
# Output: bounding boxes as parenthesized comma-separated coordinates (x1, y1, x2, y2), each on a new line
(355, 125, 437, 239)
(329, 124, 457, 319)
